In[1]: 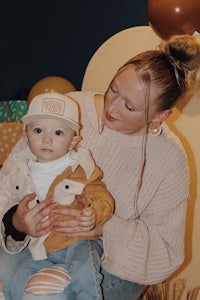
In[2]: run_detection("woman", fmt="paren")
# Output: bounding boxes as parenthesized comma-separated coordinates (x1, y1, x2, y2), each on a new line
(1, 34, 200, 300)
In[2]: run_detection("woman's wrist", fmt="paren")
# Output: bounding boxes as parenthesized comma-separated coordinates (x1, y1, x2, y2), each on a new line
(3, 205, 26, 241)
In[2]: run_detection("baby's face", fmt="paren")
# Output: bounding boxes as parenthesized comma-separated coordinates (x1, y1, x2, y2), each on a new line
(24, 118, 75, 162)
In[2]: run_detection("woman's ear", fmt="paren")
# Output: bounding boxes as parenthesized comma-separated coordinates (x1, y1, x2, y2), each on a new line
(149, 109, 172, 136)
(154, 109, 172, 123)
(69, 135, 82, 151)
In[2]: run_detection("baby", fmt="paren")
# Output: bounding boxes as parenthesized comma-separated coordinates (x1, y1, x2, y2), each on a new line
(0, 92, 114, 299)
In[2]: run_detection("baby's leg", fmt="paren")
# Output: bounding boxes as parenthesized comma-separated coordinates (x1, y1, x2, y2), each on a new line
(11, 255, 52, 300)
(51, 239, 104, 300)
(0, 247, 30, 300)
(24, 266, 70, 295)
(23, 240, 103, 299)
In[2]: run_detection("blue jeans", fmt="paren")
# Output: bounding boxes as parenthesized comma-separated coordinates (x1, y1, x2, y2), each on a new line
(101, 269, 146, 300)
(63, 265, 145, 300)
(22, 267, 146, 300)
(0, 247, 30, 300)
(11, 240, 103, 300)
(0, 241, 146, 300)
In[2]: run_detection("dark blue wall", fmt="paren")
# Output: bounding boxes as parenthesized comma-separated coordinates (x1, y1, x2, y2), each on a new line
(0, 1, 148, 99)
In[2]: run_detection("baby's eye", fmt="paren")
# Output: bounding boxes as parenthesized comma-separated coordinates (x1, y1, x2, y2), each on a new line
(33, 128, 42, 134)
(55, 130, 64, 136)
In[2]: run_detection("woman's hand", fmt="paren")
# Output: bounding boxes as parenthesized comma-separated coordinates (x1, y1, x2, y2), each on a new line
(51, 203, 103, 238)
(12, 193, 58, 237)
(53, 210, 103, 238)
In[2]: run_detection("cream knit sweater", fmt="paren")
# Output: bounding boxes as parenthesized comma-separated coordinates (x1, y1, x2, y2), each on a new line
(0, 91, 189, 285)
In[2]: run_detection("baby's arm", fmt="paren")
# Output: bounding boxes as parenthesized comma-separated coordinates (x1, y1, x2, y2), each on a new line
(77, 196, 96, 231)
(82, 165, 115, 226)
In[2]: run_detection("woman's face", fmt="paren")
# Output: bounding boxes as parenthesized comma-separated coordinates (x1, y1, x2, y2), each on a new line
(104, 65, 158, 134)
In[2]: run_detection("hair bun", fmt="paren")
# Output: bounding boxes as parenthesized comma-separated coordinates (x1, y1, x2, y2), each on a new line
(164, 35, 200, 71)
(160, 34, 200, 90)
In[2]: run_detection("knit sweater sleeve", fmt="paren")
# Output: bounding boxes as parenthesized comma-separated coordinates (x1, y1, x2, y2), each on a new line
(102, 147, 189, 285)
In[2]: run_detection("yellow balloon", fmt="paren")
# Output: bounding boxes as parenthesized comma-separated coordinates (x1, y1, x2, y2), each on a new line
(28, 76, 77, 104)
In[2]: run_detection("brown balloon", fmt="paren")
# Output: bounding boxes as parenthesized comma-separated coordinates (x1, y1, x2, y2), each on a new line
(147, 0, 200, 40)
(28, 76, 77, 104)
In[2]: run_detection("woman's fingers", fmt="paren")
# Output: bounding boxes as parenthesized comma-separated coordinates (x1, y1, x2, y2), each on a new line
(52, 218, 79, 232)
(34, 215, 58, 237)
(64, 225, 103, 238)
(32, 199, 57, 223)
(52, 206, 82, 217)
(13, 195, 58, 237)
(51, 207, 82, 233)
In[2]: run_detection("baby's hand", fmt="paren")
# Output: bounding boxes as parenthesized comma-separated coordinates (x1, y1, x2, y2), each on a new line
(78, 207, 96, 231)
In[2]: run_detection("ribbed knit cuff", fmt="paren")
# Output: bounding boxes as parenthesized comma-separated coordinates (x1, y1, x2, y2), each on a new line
(3, 205, 26, 241)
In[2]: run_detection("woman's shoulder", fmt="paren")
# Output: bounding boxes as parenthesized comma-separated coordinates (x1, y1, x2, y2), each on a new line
(159, 124, 188, 168)
(147, 123, 188, 166)
(162, 123, 186, 153)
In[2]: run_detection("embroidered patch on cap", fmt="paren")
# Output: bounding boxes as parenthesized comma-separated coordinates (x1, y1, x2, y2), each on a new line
(42, 98, 65, 116)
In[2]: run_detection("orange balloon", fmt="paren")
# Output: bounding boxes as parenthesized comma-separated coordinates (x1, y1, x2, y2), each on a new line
(147, 0, 200, 40)
(28, 76, 77, 104)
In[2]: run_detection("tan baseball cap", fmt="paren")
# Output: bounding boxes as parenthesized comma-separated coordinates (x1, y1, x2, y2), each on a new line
(22, 92, 80, 134)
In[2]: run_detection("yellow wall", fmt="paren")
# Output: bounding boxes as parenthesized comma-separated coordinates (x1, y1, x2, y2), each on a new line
(166, 92, 200, 293)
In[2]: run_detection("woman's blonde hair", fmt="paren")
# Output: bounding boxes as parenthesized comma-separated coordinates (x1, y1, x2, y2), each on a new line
(119, 34, 200, 112)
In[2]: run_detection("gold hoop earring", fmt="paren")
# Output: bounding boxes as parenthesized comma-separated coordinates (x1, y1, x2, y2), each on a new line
(149, 123, 162, 136)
